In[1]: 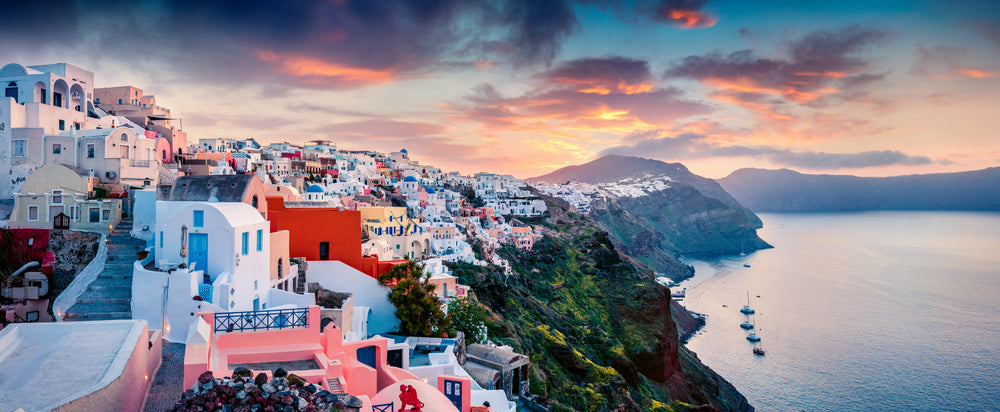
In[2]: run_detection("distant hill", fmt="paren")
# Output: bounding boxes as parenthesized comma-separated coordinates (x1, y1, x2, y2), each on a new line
(717, 167, 1000, 212)
(530, 155, 761, 227)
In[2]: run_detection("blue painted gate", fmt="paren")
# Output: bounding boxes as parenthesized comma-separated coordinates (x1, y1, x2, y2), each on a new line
(357, 346, 376, 368)
(444, 378, 463, 410)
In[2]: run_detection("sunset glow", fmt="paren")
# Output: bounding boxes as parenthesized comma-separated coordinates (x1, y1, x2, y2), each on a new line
(2, 1, 996, 179)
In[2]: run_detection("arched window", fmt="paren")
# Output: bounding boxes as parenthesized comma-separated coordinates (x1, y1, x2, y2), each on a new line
(120, 133, 128, 141)
(277, 258, 283, 278)
(252, 195, 258, 208)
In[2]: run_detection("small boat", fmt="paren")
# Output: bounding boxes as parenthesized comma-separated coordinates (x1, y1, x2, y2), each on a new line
(746, 332, 761, 342)
(743, 263, 751, 268)
(740, 291, 755, 314)
(753, 346, 766, 356)
(740, 320, 754, 329)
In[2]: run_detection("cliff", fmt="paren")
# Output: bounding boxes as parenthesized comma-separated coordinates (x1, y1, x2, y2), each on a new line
(448, 200, 752, 411)
(530, 155, 762, 227)
(530, 155, 770, 281)
(717, 167, 1000, 212)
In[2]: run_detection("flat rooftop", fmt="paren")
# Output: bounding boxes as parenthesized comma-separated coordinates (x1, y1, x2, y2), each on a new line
(0, 320, 147, 410)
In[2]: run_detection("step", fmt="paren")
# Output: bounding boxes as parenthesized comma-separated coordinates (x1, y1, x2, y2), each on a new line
(77, 296, 130, 304)
(66, 301, 131, 313)
(90, 277, 132, 287)
(62, 312, 131, 321)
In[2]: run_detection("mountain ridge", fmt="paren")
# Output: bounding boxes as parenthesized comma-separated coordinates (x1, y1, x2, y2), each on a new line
(717, 167, 1000, 212)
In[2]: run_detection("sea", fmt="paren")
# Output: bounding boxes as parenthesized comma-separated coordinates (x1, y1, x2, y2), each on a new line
(674, 212, 1000, 411)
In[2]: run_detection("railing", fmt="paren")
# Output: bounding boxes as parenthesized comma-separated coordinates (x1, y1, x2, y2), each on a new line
(372, 403, 394, 412)
(130, 159, 151, 167)
(213, 307, 308, 333)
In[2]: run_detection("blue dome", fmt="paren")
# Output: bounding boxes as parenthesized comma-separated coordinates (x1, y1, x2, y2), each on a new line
(400, 148, 408, 153)
(403, 176, 418, 182)
(424, 187, 436, 194)
(306, 184, 324, 193)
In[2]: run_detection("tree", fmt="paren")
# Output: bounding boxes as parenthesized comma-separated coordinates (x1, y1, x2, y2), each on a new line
(447, 297, 489, 344)
(378, 260, 450, 337)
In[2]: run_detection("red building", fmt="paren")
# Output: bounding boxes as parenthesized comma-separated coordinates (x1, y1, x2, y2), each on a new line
(266, 197, 403, 278)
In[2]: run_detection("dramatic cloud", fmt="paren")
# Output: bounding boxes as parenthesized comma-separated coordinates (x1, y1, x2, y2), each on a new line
(599, 131, 943, 170)
(540, 56, 655, 94)
(0, 0, 585, 90)
(666, 25, 889, 105)
(650, 0, 718, 28)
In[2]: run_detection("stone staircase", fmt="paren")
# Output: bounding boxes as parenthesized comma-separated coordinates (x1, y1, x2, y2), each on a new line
(63, 216, 145, 321)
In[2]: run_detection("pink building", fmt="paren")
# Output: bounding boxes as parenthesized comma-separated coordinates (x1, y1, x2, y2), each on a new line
(184, 306, 479, 411)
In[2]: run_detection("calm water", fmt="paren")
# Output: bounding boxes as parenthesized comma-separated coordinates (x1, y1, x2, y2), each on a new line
(678, 212, 1000, 411)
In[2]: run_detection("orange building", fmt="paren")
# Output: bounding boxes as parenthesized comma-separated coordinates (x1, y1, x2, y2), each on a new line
(266, 196, 404, 278)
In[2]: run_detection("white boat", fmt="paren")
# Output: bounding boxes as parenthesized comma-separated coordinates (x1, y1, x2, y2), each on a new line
(740, 290, 755, 314)
(740, 319, 754, 329)
(746, 332, 761, 342)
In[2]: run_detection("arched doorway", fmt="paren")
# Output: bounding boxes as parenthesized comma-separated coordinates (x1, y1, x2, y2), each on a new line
(33, 81, 46, 104)
(70, 84, 85, 112)
(51, 79, 68, 108)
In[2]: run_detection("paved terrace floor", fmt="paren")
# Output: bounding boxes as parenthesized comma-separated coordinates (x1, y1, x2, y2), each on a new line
(142, 340, 186, 412)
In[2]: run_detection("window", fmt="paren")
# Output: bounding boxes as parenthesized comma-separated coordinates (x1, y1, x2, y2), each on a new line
(70, 206, 78, 220)
(95, 97, 100, 104)
(251, 195, 258, 208)
(256, 229, 262, 252)
(159, 231, 163, 248)
(241, 232, 249, 255)
(51, 190, 62, 204)
(162, 150, 166, 160)
(193, 210, 204, 227)
(87, 143, 95, 158)
(120, 133, 128, 142)
(12, 140, 25, 157)
(118, 98, 122, 104)
(102, 209, 111, 221)
(28, 205, 38, 221)
(53, 92, 62, 107)
(59, 120, 65, 130)
(89, 208, 99, 223)
(40, 89, 46, 104)
(319, 242, 329, 260)
(52, 143, 61, 154)
(26, 311, 39, 322)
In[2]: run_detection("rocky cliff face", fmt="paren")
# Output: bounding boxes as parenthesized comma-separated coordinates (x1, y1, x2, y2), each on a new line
(448, 199, 752, 411)
(590, 185, 770, 282)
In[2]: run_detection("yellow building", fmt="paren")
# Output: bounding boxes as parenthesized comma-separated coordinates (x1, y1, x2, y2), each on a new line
(9, 163, 121, 233)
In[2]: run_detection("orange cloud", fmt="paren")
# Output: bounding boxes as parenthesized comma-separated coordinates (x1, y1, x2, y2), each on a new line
(665, 9, 719, 28)
(954, 68, 996, 78)
(255, 49, 395, 86)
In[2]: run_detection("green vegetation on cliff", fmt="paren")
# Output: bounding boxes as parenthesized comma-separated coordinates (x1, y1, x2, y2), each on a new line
(447, 208, 751, 411)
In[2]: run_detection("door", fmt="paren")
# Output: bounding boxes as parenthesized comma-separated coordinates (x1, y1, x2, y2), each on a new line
(444, 378, 463, 410)
(188, 233, 208, 272)
(253, 297, 260, 311)
(356, 346, 376, 368)
(387, 349, 403, 368)
(319, 242, 329, 260)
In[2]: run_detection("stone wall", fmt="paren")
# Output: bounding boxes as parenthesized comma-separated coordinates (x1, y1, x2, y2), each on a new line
(47, 230, 101, 297)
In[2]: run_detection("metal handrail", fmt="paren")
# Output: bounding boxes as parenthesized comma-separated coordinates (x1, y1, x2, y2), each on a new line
(213, 307, 308, 333)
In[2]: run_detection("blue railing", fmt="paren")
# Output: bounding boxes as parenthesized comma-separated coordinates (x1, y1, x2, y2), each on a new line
(372, 403, 394, 412)
(213, 308, 309, 333)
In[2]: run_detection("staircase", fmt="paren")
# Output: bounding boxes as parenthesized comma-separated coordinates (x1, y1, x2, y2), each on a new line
(63, 216, 145, 321)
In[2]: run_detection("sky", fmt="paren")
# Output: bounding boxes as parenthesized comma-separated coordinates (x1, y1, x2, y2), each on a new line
(4, 0, 1000, 179)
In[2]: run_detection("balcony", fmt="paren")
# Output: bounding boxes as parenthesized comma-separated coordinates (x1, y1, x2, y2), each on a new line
(130, 159, 151, 168)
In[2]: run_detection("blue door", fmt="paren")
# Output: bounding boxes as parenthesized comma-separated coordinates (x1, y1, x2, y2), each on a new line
(253, 297, 260, 311)
(444, 379, 463, 410)
(188, 233, 208, 272)
(357, 346, 376, 368)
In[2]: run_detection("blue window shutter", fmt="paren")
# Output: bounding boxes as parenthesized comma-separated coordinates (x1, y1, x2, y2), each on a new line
(193, 210, 204, 227)
(242, 232, 249, 255)
(257, 229, 263, 251)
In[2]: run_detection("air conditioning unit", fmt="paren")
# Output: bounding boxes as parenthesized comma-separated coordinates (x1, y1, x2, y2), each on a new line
(106, 171, 117, 178)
